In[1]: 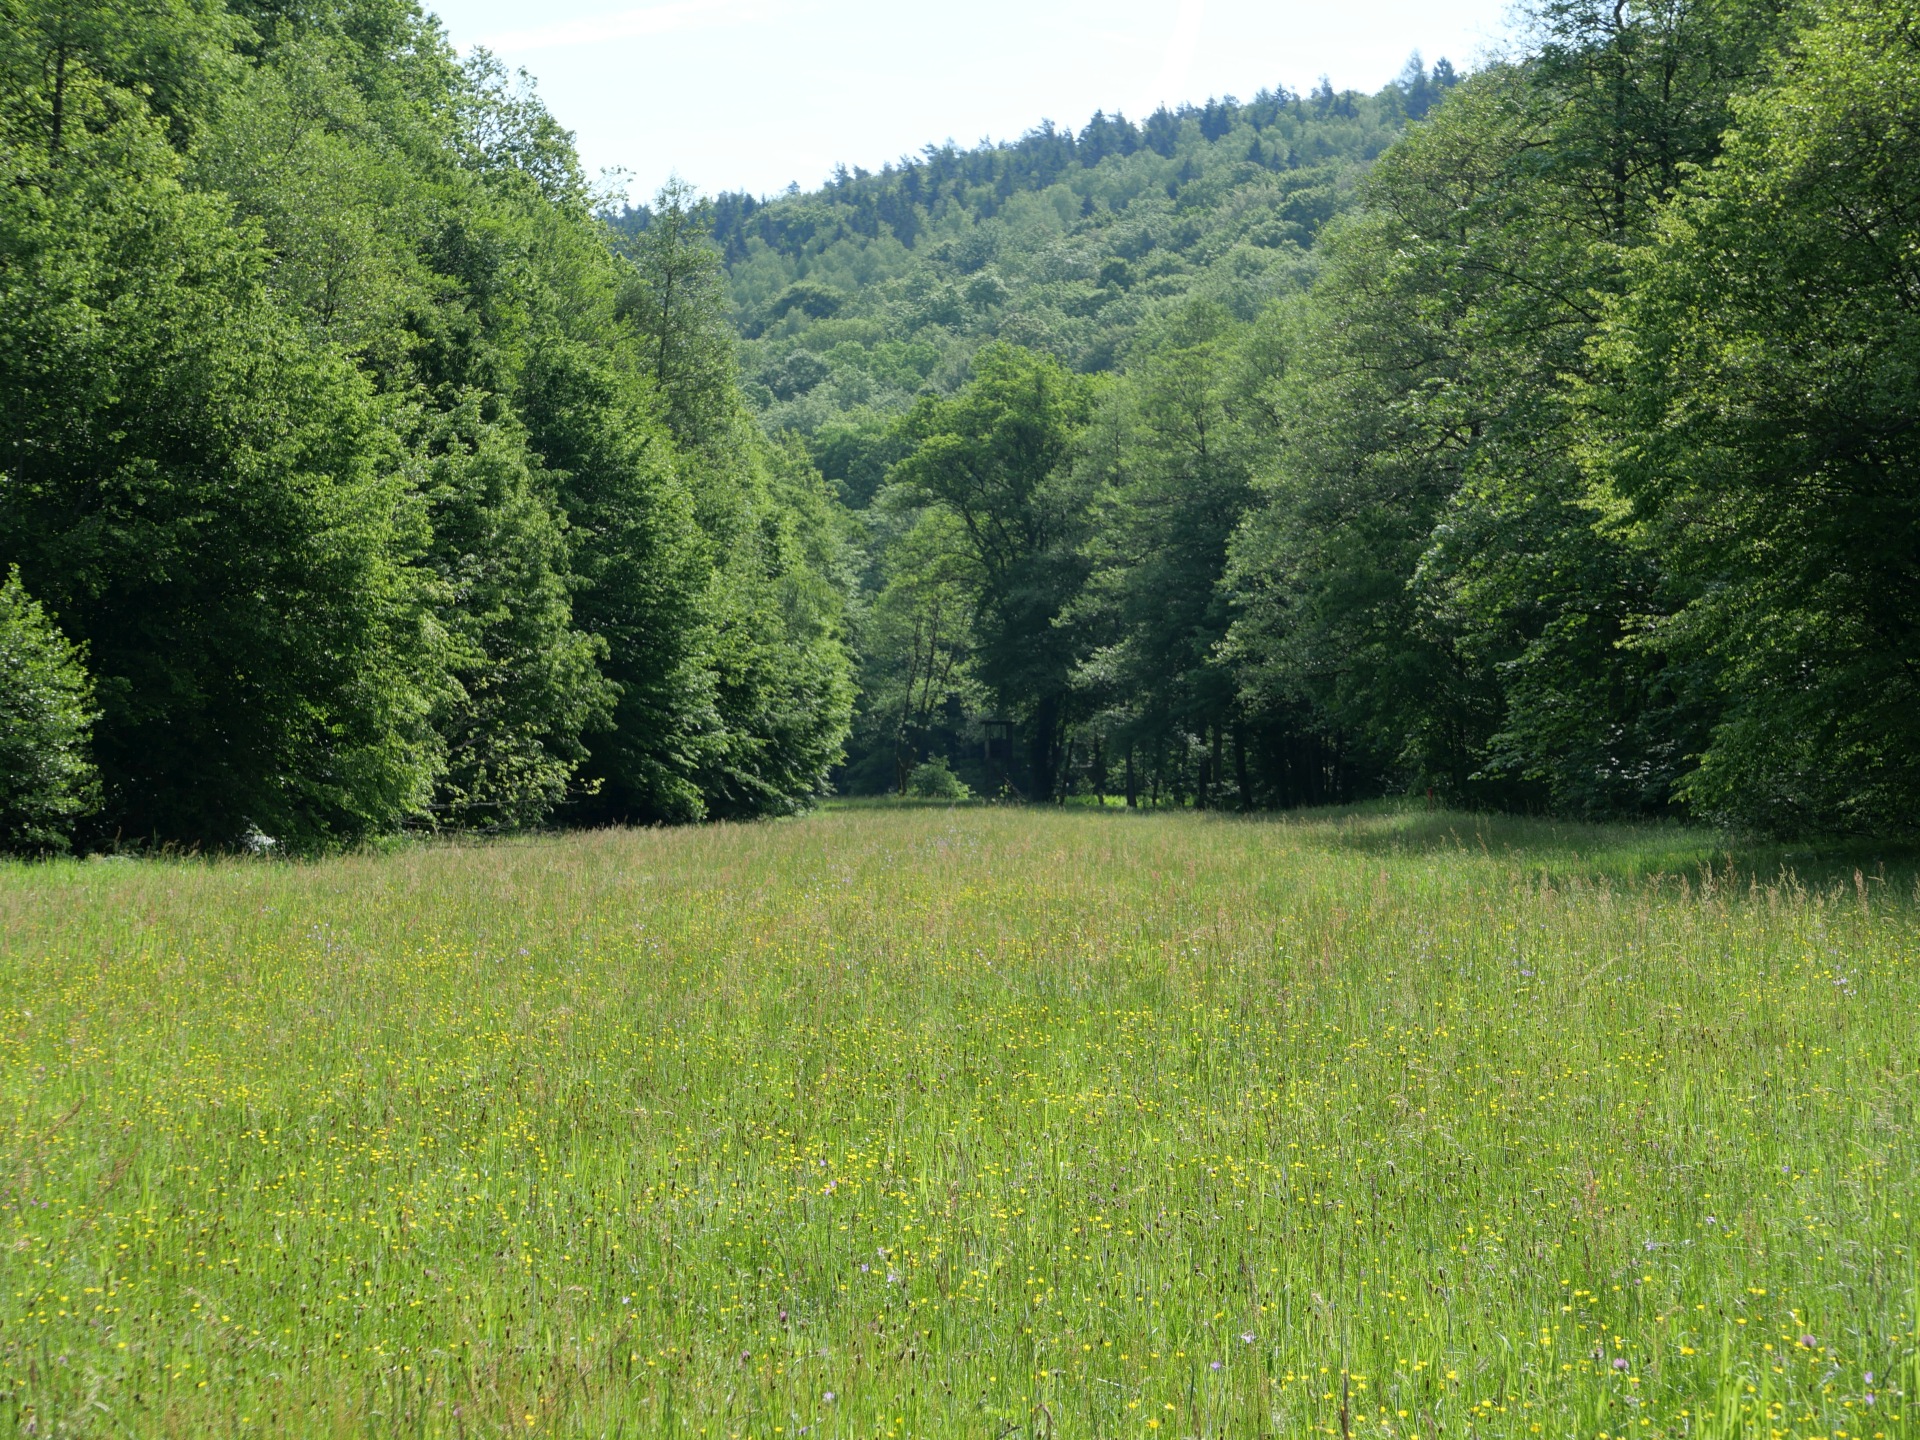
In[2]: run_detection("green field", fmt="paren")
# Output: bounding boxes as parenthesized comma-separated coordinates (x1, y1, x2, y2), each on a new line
(1, 806, 1914, 1439)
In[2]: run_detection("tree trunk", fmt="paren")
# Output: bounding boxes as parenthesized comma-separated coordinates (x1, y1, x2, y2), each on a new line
(1210, 724, 1225, 810)
(1026, 694, 1062, 803)
(1234, 722, 1251, 811)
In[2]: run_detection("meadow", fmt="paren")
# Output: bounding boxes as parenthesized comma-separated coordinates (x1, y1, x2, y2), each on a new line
(0, 804, 1914, 1439)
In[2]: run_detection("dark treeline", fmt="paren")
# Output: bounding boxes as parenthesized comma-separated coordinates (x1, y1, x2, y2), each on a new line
(702, 0, 1916, 836)
(0, 0, 853, 852)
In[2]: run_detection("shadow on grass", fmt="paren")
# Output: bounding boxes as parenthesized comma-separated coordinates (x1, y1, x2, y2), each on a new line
(1293, 800, 1920, 891)
(819, 795, 992, 812)
(820, 792, 1920, 892)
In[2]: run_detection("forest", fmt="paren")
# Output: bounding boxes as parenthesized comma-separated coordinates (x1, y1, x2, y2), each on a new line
(3, 0, 1917, 850)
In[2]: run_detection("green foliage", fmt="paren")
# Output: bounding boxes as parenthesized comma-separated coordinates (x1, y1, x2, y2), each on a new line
(721, 66, 1457, 805)
(4, 0, 1909, 842)
(0, 567, 96, 853)
(1591, 0, 1920, 834)
(616, 180, 742, 455)
(623, 79, 1436, 454)
(0, 70, 442, 846)
(889, 346, 1097, 799)
(905, 755, 969, 799)
(691, 439, 857, 819)
(845, 506, 983, 795)
(0, 0, 853, 846)
(417, 401, 613, 831)
(1229, 0, 1796, 816)
(1073, 302, 1280, 807)
(762, 1, 1913, 840)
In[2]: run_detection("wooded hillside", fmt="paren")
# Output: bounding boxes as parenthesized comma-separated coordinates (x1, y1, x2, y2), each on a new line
(666, 0, 1917, 836)
(4, 0, 1914, 849)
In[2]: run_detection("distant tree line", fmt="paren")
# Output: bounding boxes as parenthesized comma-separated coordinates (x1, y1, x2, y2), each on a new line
(616, 64, 1455, 267)
(729, 1, 1917, 838)
(0, 0, 852, 853)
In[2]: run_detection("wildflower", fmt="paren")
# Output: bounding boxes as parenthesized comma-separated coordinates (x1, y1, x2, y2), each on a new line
(1612, 1359, 1629, 1372)
(823, 1392, 835, 1404)
(1799, 1335, 1816, 1348)
(1240, 1332, 1256, 1344)
(1210, 1361, 1222, 1371)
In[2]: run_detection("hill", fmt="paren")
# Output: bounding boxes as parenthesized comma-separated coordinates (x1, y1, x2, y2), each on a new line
(614, 65, 1454, 503)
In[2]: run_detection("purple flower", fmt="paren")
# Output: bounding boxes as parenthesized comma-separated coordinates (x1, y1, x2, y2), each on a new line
(859, 1263, 870, 1273)
(1612, 1358, 1630, 1372)
(1799, 1334, 1817, 1348)
(1210, 1361, 1222, 1372)
(823, 1392, 836, 1404)
(1240, 1332, 1256, 1344)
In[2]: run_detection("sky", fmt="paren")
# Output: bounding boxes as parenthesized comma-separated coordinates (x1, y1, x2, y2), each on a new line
(424, 0, 1516, 204)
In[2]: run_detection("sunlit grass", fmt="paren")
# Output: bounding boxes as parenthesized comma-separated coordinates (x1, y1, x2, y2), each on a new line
(2, 805, 1915, 1438)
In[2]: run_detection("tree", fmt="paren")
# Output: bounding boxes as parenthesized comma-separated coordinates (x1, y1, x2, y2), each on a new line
(518, 333, 717, 825)
(617, 179, 739, 454)
(0, 60, 444, 847)
(1075, 303, 1262, 808)
(0, 566, 97, 853)
(417, 402, 614, 830)
(193, 34, 622, 832)
(855, 506, 982, 794)
(890, 345, 1095, 800)
(0, 0, 857, 846)
(689, 439, 855, 818)
(1591, 0, 1920, 834)
(1229, 0, 1790, 813)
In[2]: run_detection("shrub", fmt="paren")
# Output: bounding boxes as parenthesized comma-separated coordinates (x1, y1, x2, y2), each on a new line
(0, 567, 98, 853)
(906, 756, 971, 801)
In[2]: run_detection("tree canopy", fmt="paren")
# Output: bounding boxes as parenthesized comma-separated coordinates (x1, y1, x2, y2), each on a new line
(4, 0, 1911, 848)
(0, 0, 853, 851)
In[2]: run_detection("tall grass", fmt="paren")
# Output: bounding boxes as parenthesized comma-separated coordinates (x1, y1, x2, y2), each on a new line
(1, 805, 1913, 1437)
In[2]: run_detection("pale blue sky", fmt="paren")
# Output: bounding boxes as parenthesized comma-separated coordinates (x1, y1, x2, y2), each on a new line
(425, 0, 1515, 203)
